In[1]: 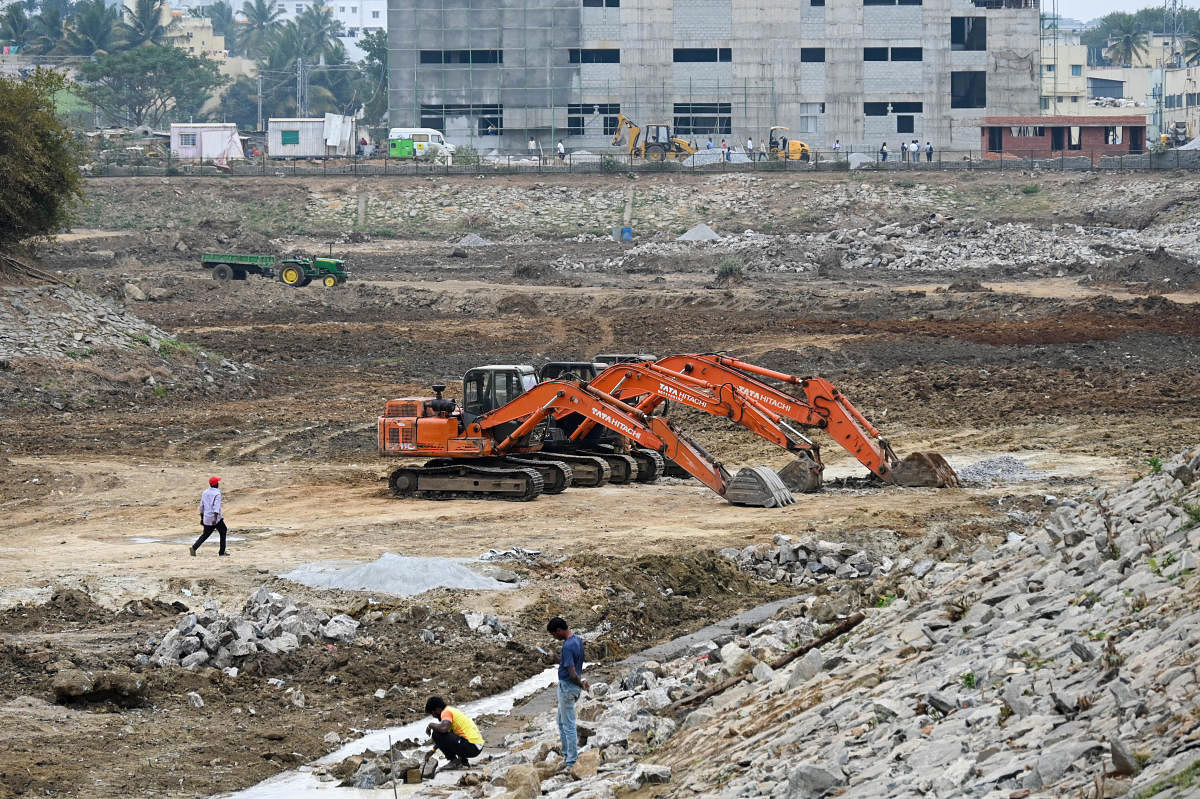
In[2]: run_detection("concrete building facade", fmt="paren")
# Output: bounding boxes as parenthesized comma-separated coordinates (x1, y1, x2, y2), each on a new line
(387, 0, 1041, 154)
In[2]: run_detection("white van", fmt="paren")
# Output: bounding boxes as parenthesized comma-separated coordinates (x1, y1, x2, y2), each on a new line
(387, 127, 456, 160)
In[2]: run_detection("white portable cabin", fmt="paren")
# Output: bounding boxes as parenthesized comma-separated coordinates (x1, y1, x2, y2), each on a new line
(268, 114, 357, 158)
(169, 123, 244, 162)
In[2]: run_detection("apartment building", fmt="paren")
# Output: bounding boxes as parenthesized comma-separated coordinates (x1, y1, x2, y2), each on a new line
(277, 0, 386, 61)
(386, 0, 1041, 153)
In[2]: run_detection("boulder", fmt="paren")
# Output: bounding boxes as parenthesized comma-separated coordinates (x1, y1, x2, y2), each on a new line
(501, 763, 541, 799)
(322, 614, 360, 643)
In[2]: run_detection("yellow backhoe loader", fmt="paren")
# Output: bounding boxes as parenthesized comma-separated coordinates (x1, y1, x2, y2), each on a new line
(768, 126, 811, 161)
(611, 114, 697, 161)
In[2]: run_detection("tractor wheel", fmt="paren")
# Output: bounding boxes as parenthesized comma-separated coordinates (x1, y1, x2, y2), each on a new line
(645, 144, 667, 161)
(322, 274, 337, 287)
(211, 263, 233, 282)
(279, 264, 305, 287)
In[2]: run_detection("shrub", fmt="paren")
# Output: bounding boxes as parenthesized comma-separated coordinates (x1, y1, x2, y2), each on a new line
(1020, 184, 1041, 195)
(453, 144, 481, 165)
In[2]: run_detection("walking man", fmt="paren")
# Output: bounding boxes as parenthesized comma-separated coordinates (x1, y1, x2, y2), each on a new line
(745, 135, 754, 157)
(548, 616, 588, 770)
(424, 696, 484, 769)
(191, 476, 228, 556)
(556, 139, 566, 162)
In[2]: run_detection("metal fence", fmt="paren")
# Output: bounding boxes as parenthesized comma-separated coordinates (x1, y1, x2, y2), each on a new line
(84, 147, 1200, 178)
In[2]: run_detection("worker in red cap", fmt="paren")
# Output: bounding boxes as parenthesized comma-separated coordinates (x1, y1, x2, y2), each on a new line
(191, 476, 229, 556)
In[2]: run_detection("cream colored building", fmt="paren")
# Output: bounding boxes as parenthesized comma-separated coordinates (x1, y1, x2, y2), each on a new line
(1040, 42, 1087, 115)
(164, 11, 226, 61)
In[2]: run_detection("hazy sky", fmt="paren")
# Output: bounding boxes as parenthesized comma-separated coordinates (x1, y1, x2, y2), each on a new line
(1054, 1, 1162, 23)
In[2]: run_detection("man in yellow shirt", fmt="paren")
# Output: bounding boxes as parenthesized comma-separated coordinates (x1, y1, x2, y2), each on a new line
(424, 696, 485, 769)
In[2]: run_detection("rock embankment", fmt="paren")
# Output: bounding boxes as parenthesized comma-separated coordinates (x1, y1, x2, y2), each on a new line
(423, 444, 1200, 799)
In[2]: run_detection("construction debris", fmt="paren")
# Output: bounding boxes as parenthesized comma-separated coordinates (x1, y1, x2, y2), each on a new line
(145, 587, 353, 670)
(676, 223, 722, 242)
(280, 552, 518, 596)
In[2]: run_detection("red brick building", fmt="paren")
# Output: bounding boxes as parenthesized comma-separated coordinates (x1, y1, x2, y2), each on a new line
(980, 116, 1148, 161)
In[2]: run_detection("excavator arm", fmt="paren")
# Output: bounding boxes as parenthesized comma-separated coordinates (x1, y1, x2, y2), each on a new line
(653, 354, 958, 487)
(610, 114, 641, 156)
(568, 362, 819, 458)
(474, 380, 793, 506)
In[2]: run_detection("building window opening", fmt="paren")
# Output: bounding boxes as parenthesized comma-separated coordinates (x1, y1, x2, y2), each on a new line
(1068, 126, 1081, 150)
(897, 115, 914, 133)
(951, 17, 986, 50)
(420, 104, 503, 136)
(673, 102, 732, 134)
(864, 47, 888, 61)
(582, 0, 619, 6)
(891, 47, 923, 61)
(280, 130, 300, 145)
(419, 50, 503, 64)
(800, 48, 825, 62)
(1105, 126, 1123, 144)
(569, 48, 620, 63)
(179, 133, 197, 146)
(673, 48, 731, 62)
(566, 103, 620, 135)
(951, 71, 986, 108)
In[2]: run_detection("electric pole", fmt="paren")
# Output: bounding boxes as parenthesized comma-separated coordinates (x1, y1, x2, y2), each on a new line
(296, 57, 305, 116)
(256, 72, 263, 131)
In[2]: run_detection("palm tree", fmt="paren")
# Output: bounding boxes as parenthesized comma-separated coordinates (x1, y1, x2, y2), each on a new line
(1104, 16, 1149, 67)
(121, 0, 168, 48)
(0, 4, 34, 50)
(30, 5, 67, 54)
(64, 0, 119, 55)
(296, 0, 342, 62)
(1184, 26, 1200, 67)
(239, 0, 282, 59)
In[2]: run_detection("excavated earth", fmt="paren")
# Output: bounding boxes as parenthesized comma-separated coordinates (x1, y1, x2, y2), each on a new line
(0, 170, 1198, 797)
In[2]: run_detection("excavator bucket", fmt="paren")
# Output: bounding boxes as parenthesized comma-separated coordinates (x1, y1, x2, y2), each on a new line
(776, 455, 823, 494)
(726, 466, 796, 507)
(890, 452, 960, 488)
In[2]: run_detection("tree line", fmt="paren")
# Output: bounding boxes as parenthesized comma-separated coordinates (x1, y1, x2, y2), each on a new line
(0, 0, 388, 129)
(1068, 9, 1200, 67)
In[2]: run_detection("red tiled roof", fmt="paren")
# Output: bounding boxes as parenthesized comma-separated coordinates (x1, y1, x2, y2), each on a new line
(981, 116, 1148, 126)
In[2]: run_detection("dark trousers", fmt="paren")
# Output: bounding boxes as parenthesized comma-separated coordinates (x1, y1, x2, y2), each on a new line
(432, 729, 482, 762)
(193, 519, 227, 554)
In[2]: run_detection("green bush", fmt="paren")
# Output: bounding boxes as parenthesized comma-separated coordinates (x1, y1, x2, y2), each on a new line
(716, 257, 744, 281)
(601, 155, 626, 173)
(1020, 184, 1041, 195)
(453, 144, 481, 165)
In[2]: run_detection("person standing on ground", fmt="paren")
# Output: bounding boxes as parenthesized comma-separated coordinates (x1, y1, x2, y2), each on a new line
(832, 139, 841, 159)
(912, 139, 920, 163)
(557, 139, 566, 162)
(528, 137, 537, 160)
(900, 140, 908, 162)
(191, 476, 228, 556)
(706, 137, 714, 150)
(548, 616, 588, 770)
(424, 696, 484, 769)
(925, 141, 933, 162)
(746, 136, 753, 157)
(880, 142, 888, 162)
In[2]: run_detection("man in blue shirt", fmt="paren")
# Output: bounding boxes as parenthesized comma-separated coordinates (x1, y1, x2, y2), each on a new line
(548, 616, 588, 770)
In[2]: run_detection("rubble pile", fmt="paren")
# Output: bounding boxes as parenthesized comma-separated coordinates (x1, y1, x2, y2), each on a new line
(719, 535, 897, 587)
(144, 586, 359, 672)
(0, 285, 176, 360)
(433, 445, 1200, 799)
(321, 743, 429, 789)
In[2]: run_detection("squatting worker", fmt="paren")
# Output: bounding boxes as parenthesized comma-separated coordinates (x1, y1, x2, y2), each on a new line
(191, 476, 229, 556)
(424, 696, 484, 769)
(548, 616, 589, 770)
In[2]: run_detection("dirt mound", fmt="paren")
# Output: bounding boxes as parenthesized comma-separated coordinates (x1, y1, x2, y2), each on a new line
(1091, 246, 1200, 290)
(0, 589, 115, 632)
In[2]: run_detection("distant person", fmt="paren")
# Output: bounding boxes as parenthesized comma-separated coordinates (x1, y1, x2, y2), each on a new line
(191, 476, 228, 556)
(706, 137, 714, 150)
(912, 139, 920, 163)
(832, 139, 841, 157)
(528, 137, 537, 159)
(424, 696, 484, 769)
(557, 139, 565, 161)
(925, 141, 934, 162)
(548, 616, 588, 771)
(746, 136, 753, 156)
(900, 140, 908, 161)
(880, 142, 888, 162)
(758, 139, 767, 161)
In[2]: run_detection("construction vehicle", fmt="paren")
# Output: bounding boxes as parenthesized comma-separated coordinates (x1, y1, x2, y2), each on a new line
(200, 252, 349, 287)
(767, 126, 811, 162)
(611, 114, 698, 161)
(377, 367, 794, 506)
(594, 353, 657, 366)
(652, 354, 958, 488)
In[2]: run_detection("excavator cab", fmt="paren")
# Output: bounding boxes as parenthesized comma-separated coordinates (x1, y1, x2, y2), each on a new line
(538, 362, 605, 382)
(594, 353, 657, 365)
(462, 365, 539, 418)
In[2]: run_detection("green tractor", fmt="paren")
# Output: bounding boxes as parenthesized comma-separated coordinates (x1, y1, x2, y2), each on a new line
(276, 255, 349, 288)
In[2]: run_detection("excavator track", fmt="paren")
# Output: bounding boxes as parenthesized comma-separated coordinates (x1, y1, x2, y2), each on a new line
(629, 448, 665, 483)
(424, 457, 573, 494)
(388, 463, 543, 501)
(521, 452, 611, 487)
(581, 451, 638, 484)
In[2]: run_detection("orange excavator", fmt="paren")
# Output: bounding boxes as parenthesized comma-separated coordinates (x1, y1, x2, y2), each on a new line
(377, 366, 795, 506)
(650, 354, 958, 488)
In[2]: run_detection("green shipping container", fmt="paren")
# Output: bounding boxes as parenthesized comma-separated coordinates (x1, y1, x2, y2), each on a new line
(389, 138, 414, 158)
